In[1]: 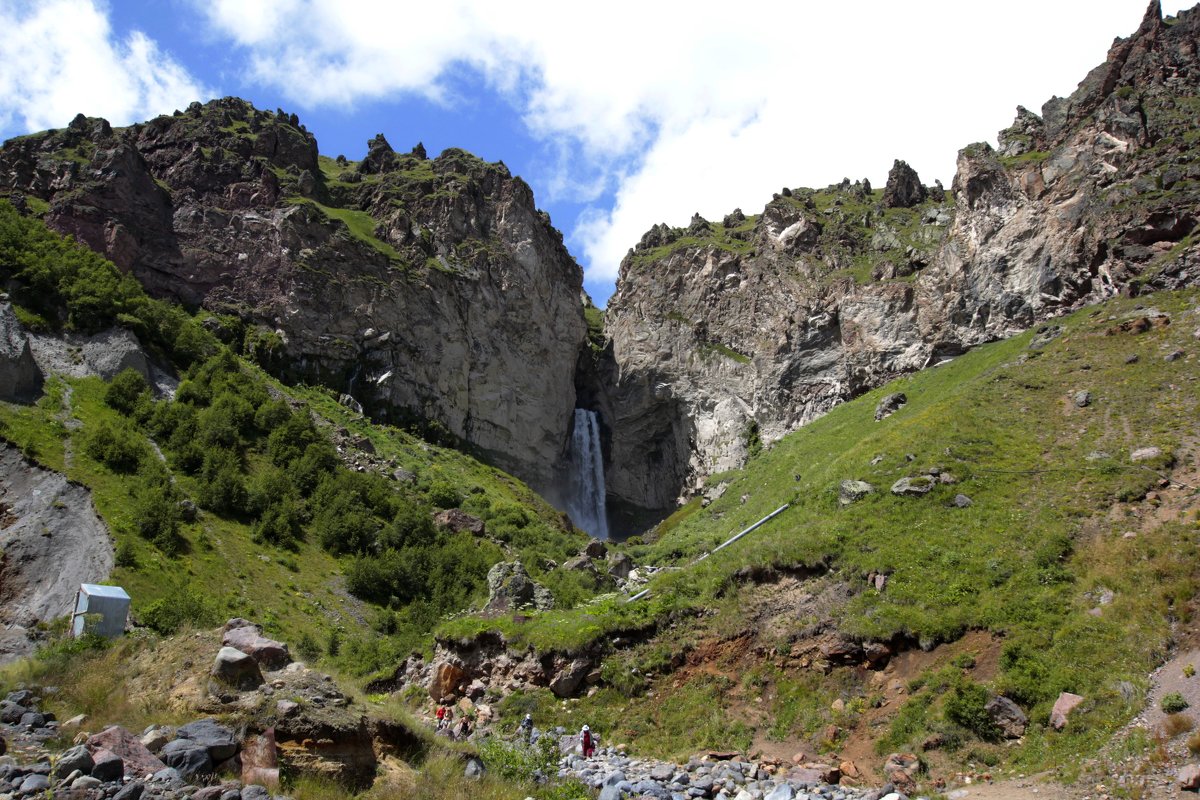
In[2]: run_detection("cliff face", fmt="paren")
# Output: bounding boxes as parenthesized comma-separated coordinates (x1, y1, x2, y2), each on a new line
(604, 0, 1200, 510)
(0, 100, 586, 492)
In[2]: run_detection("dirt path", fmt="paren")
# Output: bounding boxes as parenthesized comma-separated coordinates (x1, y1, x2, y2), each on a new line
(0, 442, 113, 662)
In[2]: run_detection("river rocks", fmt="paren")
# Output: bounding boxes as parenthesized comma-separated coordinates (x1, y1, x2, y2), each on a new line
(839, 480, 875, 506)
(1050, 691, 1085, 730)
(985, 695, 1028, 738)
(0, 302, 43, 404)
(213, 647, 265, 690)
(874, 393, 907, 421)
(485, 561, 554, 612)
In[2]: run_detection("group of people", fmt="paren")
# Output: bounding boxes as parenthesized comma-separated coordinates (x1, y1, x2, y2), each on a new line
(434, 703, 473, 739)
(517, 713, 596, 757)
(432, 706, 596, 755)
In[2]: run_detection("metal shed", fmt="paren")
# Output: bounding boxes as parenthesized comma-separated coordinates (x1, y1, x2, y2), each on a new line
(71, 584, 130, 638)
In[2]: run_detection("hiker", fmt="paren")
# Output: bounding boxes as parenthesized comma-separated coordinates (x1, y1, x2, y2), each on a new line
(458, 714, 472, 739)
(435, 704, 446, 729)
(518, 713, 534, 744)
(580, 724, 595, 758)
(441, 706, 454, 732)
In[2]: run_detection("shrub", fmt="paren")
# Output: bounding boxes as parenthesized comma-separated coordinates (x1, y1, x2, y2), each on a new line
(428, 479, 461, 509)
(114, 539, 138, 568)
(104, 368, 150, 415)
(82, 421, 146, 473)
(130, 478, 184, 553)
(1188, 729, 1200, 755)
(295, 632, 321, 662)
(944, 682, 998, 741)
(139, 585, 217, 634)
(1162, 692, 1190, 714)
(196, 447, 247, 514)
(1163, 713, 1195, 737)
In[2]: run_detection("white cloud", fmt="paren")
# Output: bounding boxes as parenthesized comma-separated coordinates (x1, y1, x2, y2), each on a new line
(198, 2, 1197, 292)
(0, 0, 211, 134)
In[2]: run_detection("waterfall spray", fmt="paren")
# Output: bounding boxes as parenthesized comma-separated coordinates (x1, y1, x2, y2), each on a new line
(567, 409, 609, 539)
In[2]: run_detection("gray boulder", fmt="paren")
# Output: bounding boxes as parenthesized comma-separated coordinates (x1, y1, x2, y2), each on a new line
(1073, 390, 1092, 408)
(985, 695, 1028, 738)
(90, 748, 125, 782)
(874, 392, 907, 421)
(464, 756, 486, 779)
(0, 302, 44, 404)
(485, 561, 555, 611)
(19, 774, 50, 793)
(54, 744, 94, 778)
(159, 739, 213, 779)
(838, 480, 875, 506)
(113, 782, 146, 800)
(176, 718, 238, 761)
(212, 646, 264, 690)
(891, 476, 934, 496)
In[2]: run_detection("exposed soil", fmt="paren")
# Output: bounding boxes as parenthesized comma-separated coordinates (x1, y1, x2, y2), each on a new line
(0, 442, 113, 662)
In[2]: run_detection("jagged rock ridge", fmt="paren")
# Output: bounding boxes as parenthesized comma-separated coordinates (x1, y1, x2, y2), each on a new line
(0, 99, 587, 494)
(600, 0, 1200, 509)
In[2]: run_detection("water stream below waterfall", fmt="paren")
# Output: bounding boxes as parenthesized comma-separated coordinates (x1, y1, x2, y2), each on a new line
(566, 408, 608, 540)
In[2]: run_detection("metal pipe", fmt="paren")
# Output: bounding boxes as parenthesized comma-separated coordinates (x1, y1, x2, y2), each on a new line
(625, 503, 790, 603)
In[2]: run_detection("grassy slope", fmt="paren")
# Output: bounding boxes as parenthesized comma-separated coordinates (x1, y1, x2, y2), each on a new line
(445, 288, 1200, 769)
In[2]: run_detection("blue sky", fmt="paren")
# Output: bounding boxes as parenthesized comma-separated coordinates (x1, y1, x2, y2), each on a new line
(0, 0, 1186, 306)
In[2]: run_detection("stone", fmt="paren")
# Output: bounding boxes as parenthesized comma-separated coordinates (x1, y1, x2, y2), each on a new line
(549, 659, 592, 698)
(1073, 390, 1091, 408)
(891, 476, 934, 496)
(0, 303, 44, 404)
(874, 393, 907, 421)
(883, 752, 920, 794)
(485, 561, 554, 612)
(608, 552, 633, 580)
(159, 739, 213, 779)
(952, 494, 973, 508)
(18, 712, 44, 728)
(838, 480, 874, 506)
(222, 627, 291, 670)
(241, 729, 279, 790)
(1178, 764, 1200, 790)
(584, 540, 608, 559)
(598, 786, 622, 800)
(1131, 446, 1163, 462)
(464, 757, 486, 779)
(1165, 349, 1186, 362)
(141, 729, 170, 754)
(176, 718, 239, 762)
(72, 776, 102, 790)
(241, 786, 271, 800)
(212, 647, 265, 689)
(86, 726, 166, 779)
(984, 696, 1028, 738)
(1050, 692, 1084, 730)
(764, 784, 794, 800)
(53, 745, 94, 778)
(19, 774, 50, 793)
(434, 509, 485, 536)
(882, 160, 927, 208)
(62, 714, 88, 730)
(429, 662, 465, 702)
(112, 782, 145, 800)
(90, 748, 124, 782)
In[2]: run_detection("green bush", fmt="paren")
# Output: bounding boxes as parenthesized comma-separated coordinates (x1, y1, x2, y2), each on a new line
(81, 421, 147, 473)
(428, 480, 461, 509)
(944, 682, 998, 741)
(1163, 692, 1190, 714)
(104, 368, 150, 416)
(196, 447, 247, 514)
(139, 585, 217, 634)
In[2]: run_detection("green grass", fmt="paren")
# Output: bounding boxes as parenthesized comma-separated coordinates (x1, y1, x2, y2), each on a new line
(287, 198, 403, 261)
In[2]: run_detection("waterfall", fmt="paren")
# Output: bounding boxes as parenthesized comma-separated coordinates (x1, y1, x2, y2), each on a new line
(567, 409, 609, 540)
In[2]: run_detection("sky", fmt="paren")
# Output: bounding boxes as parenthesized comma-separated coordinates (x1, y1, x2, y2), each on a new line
(0, 0, 1187, 306)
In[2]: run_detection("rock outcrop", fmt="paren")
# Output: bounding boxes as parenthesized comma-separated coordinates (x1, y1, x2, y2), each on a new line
(0, 301, 43, 403)
(0, 99, 586, 496)
(601, 1, 1200, 508)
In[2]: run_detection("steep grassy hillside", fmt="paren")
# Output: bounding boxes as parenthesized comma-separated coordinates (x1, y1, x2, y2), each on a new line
(446, 286, 1200, 775)
(0, 199, 594, 677)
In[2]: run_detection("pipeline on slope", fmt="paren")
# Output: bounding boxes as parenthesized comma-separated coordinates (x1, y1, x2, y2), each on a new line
(625, 502, 790, 604)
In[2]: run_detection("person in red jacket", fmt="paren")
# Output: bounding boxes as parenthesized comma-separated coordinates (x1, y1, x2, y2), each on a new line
(580, 724, 595, 758)
(435, 704, 446, 729)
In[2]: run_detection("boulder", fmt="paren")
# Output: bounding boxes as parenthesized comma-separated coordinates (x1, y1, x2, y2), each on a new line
(584, 540, 608, 559)
(53, 744, 94, 778)
(212, 646, 264, 690)
(881, 160, 927, 209)
(176, 718, 239, 762)
(464, 756, 486, 780)
(874, 392, 907, 421)
(984, 696, 1028, 738)
(19, 774, 50, 793)
(159, 739, 213, 779)
(241, 729, 279, 790)
(607, 552, 633, 580)
(838, 480, 875, 506)
(953, 494, 973, 508)
(562, 555, 595, 573)
(113, 782, 146, 800)
(222, 627, 291, 670)
(485, 561, 554, 611)
(1050, 692, 1084, 730)
(1073, 390, 1092, 407)
(434, 508, 485, 536)
(141, 728, 170, 754)
(883, 752, 920, 794)
(90, 748, 125, 782)
(429, 662, 465, 702)
(549, 659, 592, 698)
(891, 476, 934, 496)
(0, 302, 44, 404)
(1131, 446, 1163, 463)
(1179, 764, 1200, 791)
(86, 726, 167, 778)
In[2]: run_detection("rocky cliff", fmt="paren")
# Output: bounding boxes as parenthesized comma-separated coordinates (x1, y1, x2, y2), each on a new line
(602, 0, 1200, 510)
(0, 99, 586, 493)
